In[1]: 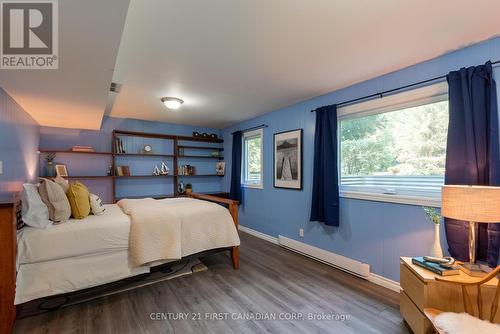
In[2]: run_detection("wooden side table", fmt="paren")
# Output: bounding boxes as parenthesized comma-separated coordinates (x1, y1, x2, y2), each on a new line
(400, 257, 499, 334)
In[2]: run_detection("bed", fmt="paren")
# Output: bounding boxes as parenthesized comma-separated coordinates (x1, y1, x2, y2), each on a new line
(15, 193, 240, 305)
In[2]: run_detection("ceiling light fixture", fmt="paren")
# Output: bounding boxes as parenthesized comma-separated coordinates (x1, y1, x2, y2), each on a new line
(161, 97, 184, 110)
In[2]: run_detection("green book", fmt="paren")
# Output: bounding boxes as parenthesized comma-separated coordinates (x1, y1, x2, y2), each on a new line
(411, 257, 459, 276)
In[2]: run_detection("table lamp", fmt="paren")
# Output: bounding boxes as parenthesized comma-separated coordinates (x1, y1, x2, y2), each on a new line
(441, 185, 500, 277)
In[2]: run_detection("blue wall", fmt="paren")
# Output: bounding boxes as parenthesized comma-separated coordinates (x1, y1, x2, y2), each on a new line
(0, 88, 39, 201)
(221, 37, 500, 282)
(39, 117, 223, 203)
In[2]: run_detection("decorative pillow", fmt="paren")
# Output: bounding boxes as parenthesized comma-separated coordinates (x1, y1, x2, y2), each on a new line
(21, 184, 52, 228)
(66, 181, 91, 219)
(54, 174, 69, 193)
(89, 193, 106, 215)
(38, 178, 71, 223)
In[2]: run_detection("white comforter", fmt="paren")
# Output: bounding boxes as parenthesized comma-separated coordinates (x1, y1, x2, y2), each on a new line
(18, 198, 240, 265)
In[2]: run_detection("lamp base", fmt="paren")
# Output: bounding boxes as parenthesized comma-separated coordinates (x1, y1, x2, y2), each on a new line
(459, 262, 491, 277)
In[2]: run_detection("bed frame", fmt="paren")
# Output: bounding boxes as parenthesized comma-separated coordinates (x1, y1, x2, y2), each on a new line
(8, 192, 239, 318)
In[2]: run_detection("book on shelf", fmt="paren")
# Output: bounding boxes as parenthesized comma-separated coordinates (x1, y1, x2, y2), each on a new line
(411, 257, 459, 276)
(121, 166, 131, 176)
(71, 145, 94, 152)
(115, 137, 126, 154)
(116, 166, 123, 176)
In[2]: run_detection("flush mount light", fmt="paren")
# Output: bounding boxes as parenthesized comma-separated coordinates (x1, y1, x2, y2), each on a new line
(161, 97, 184, 110)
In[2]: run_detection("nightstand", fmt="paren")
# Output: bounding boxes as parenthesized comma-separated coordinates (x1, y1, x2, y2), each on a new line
(399, 257, 499, 334)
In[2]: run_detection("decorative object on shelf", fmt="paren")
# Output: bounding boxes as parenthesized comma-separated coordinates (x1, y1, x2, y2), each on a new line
(179, 164, 195, 175)
(210, 151, 220, 157)
(423, 206, 443, 258)
(441, 185, 500, 277)
(178, 181, 185, 194)
(141, 144, 153, 154)
(121, 166, 131, 176)
(192, 131, 201, 138)
(160, 162, 170, 175)
(107, 165, 113, 176)
(71, 145, 94, 153)
(153, 165, 161, 176)
(114, 137, 126, 154)
(55, 164, 68, 177)
(202, 132, 209, 138)
(274, 129, 303, 190)
(185, 183, 193, 195)
(216, 162, 225, 176)
(210, 133, 218, 139)
(44, 152, 57, 177)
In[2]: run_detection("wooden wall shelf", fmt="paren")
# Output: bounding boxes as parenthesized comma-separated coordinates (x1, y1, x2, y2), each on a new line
(178, 155, 224, 160)
(178, 145, 224, 151)
(39, 150, 112, 156)
(114, 153, 175, 158)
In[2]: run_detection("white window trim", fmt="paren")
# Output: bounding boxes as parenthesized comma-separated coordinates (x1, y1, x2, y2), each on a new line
(242, 128, 264, 189)
(337, 81, 448, 207)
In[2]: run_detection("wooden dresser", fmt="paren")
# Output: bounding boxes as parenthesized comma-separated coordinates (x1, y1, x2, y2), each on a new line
(0, 200, 19, 334)
(400, 257, 499, 334)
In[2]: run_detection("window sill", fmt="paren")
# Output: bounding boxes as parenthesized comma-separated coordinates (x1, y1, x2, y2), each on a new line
(242, 184, 264, 190)
(340, 191, 440, 207)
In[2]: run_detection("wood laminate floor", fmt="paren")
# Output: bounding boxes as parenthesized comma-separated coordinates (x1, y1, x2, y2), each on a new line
(14, 232, 409, 334)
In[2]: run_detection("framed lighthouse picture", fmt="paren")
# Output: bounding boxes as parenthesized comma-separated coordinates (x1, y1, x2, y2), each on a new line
(273, 129, 302, 190)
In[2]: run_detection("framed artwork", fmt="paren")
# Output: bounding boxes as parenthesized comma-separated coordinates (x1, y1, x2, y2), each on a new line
(216, 162, 225, 176)
(274, 129, 302, 190)
(55, 164, 68, 177)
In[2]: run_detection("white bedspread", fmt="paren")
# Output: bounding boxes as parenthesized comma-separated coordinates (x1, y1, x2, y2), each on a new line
(118, 197, 240, 266)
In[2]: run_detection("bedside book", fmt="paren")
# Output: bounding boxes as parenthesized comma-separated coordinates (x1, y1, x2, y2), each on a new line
(411, 257, 459, 276)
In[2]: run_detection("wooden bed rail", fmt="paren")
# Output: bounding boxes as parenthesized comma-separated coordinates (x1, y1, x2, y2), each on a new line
(187, 193, 240, 269)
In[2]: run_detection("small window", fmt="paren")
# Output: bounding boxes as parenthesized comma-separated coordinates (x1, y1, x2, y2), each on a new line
(242, 128, 263, 188)
(339, 87, 448, 201)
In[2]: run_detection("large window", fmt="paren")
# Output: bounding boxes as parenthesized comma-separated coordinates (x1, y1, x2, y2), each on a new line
(242, 128, 263, 188)
(339, 89, 448, 202)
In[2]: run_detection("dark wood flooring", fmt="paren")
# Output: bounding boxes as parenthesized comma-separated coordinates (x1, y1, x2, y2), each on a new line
(13, 232, 408, 334)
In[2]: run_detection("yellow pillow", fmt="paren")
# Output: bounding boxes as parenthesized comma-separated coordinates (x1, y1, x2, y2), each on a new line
(66, 181, 91, 219)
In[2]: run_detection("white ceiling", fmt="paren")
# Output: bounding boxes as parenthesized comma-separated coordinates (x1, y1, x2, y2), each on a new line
(2, 0, 500, 130)
(0, 0, 130, 129)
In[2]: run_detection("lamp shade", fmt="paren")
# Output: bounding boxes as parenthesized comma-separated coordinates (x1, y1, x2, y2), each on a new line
(441, 185, 500, 223)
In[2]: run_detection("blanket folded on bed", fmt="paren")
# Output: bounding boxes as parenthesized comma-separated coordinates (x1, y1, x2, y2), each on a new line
(118, 198, 182, 266)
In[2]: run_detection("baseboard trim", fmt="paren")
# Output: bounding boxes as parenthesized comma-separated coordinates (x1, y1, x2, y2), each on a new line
(278, 235, 370, 279)
(238, 225, 279, 245)
(368, 273, 401, 293)
(238, 225, 401, 293)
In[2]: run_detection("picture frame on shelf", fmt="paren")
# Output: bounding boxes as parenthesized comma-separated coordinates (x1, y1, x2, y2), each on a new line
(216, 162, 225, 176)
(273, 129, 302, 190)
(55, 164, 68, 177)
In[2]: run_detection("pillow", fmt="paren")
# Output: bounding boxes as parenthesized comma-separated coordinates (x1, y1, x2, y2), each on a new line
(38, 178, 71, 223)
(66, 181, 91, 219)
(21, 184, 52, 228)
(89, 193, 105, 215)
(54, 174, 69, 193)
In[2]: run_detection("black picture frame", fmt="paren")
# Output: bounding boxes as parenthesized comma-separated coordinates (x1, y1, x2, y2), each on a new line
(273, 129, 303, 190)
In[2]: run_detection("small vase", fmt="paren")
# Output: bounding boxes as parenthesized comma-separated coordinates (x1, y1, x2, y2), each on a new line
(45, 162, 55, 177)
(429, 224, 444, 257)
(185, 188, 192, 195)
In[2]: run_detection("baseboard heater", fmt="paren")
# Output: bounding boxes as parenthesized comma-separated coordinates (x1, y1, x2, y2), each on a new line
(278, 235, 370, 279)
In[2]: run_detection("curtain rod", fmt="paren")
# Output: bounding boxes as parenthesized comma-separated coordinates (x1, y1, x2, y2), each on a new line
(231, 124, 268, 135)
(311, 60, 500, 112)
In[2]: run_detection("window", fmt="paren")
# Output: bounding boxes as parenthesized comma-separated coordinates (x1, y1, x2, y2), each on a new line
(339, 84, 448, 205)
(242, 128, 263, 188)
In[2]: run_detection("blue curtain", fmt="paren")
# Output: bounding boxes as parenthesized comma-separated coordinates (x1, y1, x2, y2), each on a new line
(229, 131, 243, 203)
(445, 61, 500, 267)
(310, 105, 340, 226)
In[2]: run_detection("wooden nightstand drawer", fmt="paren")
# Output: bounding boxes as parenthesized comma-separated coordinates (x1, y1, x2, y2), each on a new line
(400, 291, 433, 334)
(400, 261, 426, 310)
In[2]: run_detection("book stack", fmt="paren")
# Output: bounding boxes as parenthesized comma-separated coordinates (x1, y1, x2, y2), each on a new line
(115, 137, 126, 154)
(411, 257, 459, 276)
(179, 165, 195, 175)
(71, 145, 94, 152)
